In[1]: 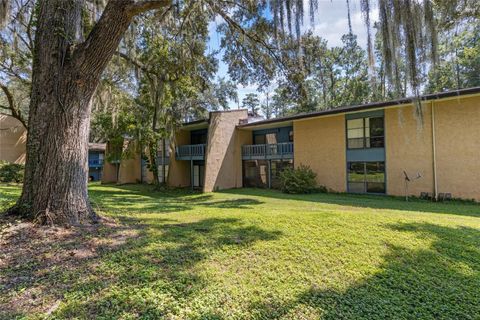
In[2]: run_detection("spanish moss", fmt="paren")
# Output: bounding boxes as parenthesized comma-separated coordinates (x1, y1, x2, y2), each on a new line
(0, 0, 9, 28)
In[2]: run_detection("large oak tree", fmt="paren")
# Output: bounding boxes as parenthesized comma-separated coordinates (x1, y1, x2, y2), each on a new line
(6, 0, 170, 225)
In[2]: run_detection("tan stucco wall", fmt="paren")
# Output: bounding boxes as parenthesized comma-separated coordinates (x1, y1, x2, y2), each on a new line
(118, 154, 141, 184)
(117, 141, 142, 184)
(294, 114, 346, 192)
(434, 96, 480, 201)
(0, 114, 27, 164)
(102, 162, 118, 183)
(101, 142, 119, 183)
(385, 104, 435, 197)
(204, 110, 248, 192)
(167, 129, 190, 187)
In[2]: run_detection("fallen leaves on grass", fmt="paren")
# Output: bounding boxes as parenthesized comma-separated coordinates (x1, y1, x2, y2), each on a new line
(0, 215, 140, 318)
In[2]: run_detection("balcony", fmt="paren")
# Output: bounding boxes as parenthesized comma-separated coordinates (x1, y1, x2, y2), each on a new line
(88, 159, 104, 167)
(242, 142, 294, 160)
(175, 144, 206, 160)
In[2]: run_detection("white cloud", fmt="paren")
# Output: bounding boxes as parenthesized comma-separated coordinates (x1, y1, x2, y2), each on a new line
(303, 0, 379, 48)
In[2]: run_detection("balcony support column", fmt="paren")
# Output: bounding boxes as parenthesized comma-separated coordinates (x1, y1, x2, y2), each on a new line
(190, 159, 194, 191)
(268, 160, 272, 189)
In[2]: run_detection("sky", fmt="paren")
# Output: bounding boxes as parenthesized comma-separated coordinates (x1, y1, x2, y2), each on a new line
(207, 0, 379, 109)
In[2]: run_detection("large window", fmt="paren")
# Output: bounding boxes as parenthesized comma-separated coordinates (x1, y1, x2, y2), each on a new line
(243, 160, 292, 189)
(347, 117, 384, 149)
(348, 161, 385, 193)
(243, 160, 268, 188)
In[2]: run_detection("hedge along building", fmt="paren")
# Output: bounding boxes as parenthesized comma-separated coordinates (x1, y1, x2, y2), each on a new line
(104, 87, 480, 201)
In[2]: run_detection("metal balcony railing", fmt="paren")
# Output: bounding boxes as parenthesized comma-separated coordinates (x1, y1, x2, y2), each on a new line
(175, 144, 206, 160)
(88, 159, 104, 167)
(242, 142, 294, 160)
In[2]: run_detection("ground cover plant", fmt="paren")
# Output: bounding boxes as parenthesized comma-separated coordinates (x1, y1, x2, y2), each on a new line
(1, 183, 479, 319)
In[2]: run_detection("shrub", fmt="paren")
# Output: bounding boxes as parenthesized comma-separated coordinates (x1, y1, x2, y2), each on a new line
(279, 165, 319, 194)
(0, 162, 25, 183)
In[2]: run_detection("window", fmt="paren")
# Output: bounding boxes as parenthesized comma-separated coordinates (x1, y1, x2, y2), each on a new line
(348, 161, 385, 193)
(158, 164, 169, 184)
(254, 134, 266, 145)
(254, 133, 277, 145)
(243, 160, 268, 188)
(191, 131, 207, 144)
(347, 116, 384, 149)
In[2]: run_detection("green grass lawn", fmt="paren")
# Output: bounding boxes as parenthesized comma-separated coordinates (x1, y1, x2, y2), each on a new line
(1, 183, 480, 319)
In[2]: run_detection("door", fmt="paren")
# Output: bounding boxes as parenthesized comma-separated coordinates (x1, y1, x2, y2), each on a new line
(192, 164, 204, 188)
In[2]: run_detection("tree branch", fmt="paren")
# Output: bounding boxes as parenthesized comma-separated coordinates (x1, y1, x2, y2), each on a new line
(205, 0, 287, 73)
(127, 0, 172, 16)
(115, 51, 179, 83)
(73, 0, 171, 83)
(0, 82, 28, 129)
(115, 51, 152, 74)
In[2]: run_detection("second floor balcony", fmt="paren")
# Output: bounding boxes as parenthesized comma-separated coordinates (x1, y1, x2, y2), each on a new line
(175, 144, 206, 161)
(88, 159, 104, 167)
(242, 142, 294, 160)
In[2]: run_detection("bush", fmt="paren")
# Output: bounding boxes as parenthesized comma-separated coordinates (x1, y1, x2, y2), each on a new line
(0, 162, 25, 183)
(279, 165, 319, 194)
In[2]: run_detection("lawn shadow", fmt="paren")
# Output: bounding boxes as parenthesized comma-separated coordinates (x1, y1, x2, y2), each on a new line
(89, 186, 208, 215)
(223, 188, 480, 218)
(249, 222, 480, 319)
(11, 217, 282, 318)
(90, 186, 264, 214)
(0, 214, 161, 318)
(198, 198, 264, 209)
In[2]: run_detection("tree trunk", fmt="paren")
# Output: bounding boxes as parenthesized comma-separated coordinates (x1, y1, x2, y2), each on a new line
(162, 138, 167, 183)
(7, 0, 169, 226)
(148, 140, 160, 186)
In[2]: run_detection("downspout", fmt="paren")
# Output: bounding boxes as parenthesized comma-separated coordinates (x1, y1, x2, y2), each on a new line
(268, 159, 272, 189)
(431, 101, 438, 200)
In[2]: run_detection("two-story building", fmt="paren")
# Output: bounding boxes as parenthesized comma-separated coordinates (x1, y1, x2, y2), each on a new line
(0, 113, 105, 181)
(104, 87, 480, 201)
(87, 143, 106, 181)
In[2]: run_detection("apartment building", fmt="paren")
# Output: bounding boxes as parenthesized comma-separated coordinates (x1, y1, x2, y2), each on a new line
(0, 113, 106, 180)
(104, 87, 480, 201)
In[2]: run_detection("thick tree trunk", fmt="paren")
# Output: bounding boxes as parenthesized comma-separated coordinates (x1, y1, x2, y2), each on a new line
(7, 0, 169, 226)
